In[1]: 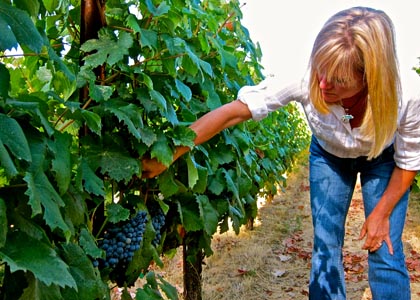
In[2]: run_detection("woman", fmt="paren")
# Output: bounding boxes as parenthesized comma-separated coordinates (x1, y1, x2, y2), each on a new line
(142, 7, 420, 299)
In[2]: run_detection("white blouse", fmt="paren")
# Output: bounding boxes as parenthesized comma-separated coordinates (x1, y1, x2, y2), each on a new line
(237, 77, 420, 171)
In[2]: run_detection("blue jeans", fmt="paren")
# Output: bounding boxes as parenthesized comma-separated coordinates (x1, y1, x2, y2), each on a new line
(308, 137, 410, 300)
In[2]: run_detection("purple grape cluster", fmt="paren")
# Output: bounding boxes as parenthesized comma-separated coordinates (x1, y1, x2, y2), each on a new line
(94, 211, 147, 269)
(151, 207, 165, 246)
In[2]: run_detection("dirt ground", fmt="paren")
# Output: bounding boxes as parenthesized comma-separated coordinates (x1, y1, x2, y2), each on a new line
(119, 153, 420, 300)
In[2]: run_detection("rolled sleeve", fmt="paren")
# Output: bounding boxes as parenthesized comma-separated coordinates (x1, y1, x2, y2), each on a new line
(394, 95, 420, 171)
(237, 84, 269, 121)
(237, 77, 307, 121)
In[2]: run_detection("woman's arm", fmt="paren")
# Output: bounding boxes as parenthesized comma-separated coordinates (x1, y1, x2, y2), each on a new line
(359, 166, 417, 254)
(141, 99, 252, 178)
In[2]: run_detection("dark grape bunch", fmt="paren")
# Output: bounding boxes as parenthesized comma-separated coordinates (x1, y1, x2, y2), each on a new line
(94, 210, 147, 269)
(150, 206, 165, 246)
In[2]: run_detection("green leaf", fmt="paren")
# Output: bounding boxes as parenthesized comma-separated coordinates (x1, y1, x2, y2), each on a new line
(60, 242, 109, 300)
(98, 150, 140, 183)
(157, 171, 179, 198)
(0, 113, 32, 162)
(149, 90, 166, 111)
(0, 63, 10, 98)
(52, 71, 77, 101)
(104, 100, 144, 141)
(196, 195, 219, 235)
(24, 171, 70, 236)
(89, 83, 114, 102)
(6, 98, 54, 136)
(191, 166, 208, 194)
(50, 132, 72, 195)
(151, 133, 173, 167)
(145, 0, 170, 16)
(0, 2, 44, 52)
(61, 185, 88, 228)
(156, 274, 179, 300)
(80, 159, 105, 196)
(20, 273, 63, 300)
(208, 171, 225, 195)
(0, 231, 77, 288)
(223, 170, 239, 202)
(126, 14, 141, 33)
(171, 126, 196, 148)
(79, 228, 103, 259)
(139, 127, 157, 147)
(175, 79, 192, 101)
(43, 0, 61, 12)
(177, 198, 203, 232)
(13, 0, 40, 18)
(106, 203, 130, 223)
(81, 110, 102, 136)
(186, 154, 198, 189)
(0, 139, 18, 178)
(0, 198, 7, 248)
(81, 30, 133, 67)
(139, 28, 158, 49)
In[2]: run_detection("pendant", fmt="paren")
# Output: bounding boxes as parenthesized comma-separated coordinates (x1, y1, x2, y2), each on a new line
(341, 114, 354, 122)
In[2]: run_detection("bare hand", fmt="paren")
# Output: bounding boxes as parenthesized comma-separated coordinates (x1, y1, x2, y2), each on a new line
(141, 157, 168, 178)
(359, 210, 393, 254)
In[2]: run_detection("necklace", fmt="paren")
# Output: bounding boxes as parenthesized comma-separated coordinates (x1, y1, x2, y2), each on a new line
(340, 93, 366, 123)
(341, 109, 354, 122)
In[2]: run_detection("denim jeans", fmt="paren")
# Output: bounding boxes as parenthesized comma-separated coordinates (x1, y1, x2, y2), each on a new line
(308, 137, 410, 300)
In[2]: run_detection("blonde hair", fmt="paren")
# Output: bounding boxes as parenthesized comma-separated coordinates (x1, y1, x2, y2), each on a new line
(309, 7, 400, 159)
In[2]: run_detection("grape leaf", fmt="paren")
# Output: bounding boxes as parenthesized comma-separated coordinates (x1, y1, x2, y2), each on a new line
(175, 79, 192, 101)
(0, 231, 77, 288)
(20, 273, 63, 300)
(150, 134, 173, 167)
(79, 228, 103, 259)
(98, 150, 140, 183)
(60, 242, 109, 300)
(0, 113, 32, 162)
(104, 100, 144, 141)
(106, 203, 130, 224)
(186, 154, 198, 189)
(177, 198, 203, 232)
(0, 140, 17, 178)
(223, 169, 240, 202)
(81, 110, 102, 136)
(89, 83, 114, 102)
(24, 171, 70, 237)
(81, 30, 133, 67)
(50, 132, 72, 195)
(6, 98, 54, 136)
(139, 28, 158, 49)
(157, 171, 180, 198)
(80, 159, 105, 196)
(0, 2, 44, 52)
(13, 0, 40, 18)
(171, 126, 196, 148)
(196, 195, 219, 235)
(144, 0, 170, 17)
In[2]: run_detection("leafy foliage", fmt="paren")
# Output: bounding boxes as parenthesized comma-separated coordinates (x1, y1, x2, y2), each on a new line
(0, 0, 310, 299)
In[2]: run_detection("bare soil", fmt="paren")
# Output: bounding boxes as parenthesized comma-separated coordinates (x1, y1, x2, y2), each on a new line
(119, 153, 420, 300)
